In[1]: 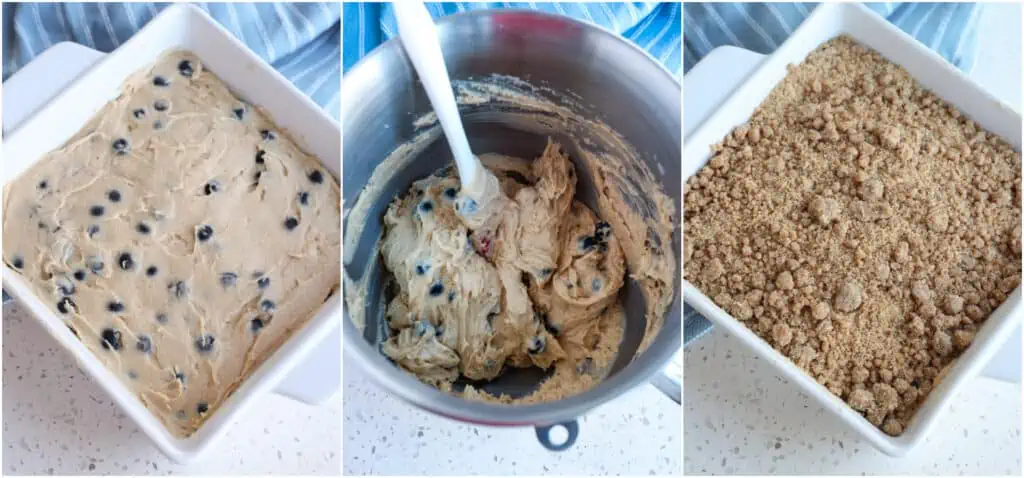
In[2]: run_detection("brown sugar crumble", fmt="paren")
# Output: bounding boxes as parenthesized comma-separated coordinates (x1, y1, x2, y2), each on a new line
(684, 36, 1022, 436)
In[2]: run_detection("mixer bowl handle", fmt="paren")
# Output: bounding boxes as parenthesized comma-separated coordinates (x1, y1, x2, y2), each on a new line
(534, 420, 578, 451)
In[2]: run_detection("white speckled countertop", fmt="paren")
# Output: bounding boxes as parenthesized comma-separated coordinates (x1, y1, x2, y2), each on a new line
(2, 303, 341, 475)
(684, 331, 1021, 475)
(684, 4, 1022, 475)
(342, 358, 681, 475)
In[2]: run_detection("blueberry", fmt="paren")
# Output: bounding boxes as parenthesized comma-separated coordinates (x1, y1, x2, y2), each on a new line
(447, 291, 456, 303)
(196, 224, 214, 241)
(444, 187, 458, 199)
(107, 189, 122, 202)
(233, 107, 245, 120)
(257, 276, 270, 289)
(101, 328, 123, 350)
(579, 235, 597, 251)
(89, 205, 105, 217)
(145, 265, 158, 277)
(419, 201, 434, 213)
(527, 335, 545, 354)
(194, 334, 215, 353)
(87, 225, 100, 238)
(591, 277, 602, 291)
(283, 217, 299, 230)
(540, 312, 560, 336)
(255, 150, 266, 164)
(11, 256, 23, 269)
(414, 321, 432, 337)
(203, 180, 220, 195)
(308, 170, 324, 184)
(153, 76, 170, 87)
(86, 256, 104, 273)
(38, 180, 48, 190)
(73, 270, 87, 281)
(107, 301, 124, 313)
(136, 222, 151, 234)
(250, 317, 265, 332)
(196, 402, 209, 415)
(177, 59, 194, 77)
(56, 297, 76, 314)
(136, 336, 152, 353)
(220, 272, 237, 288)
(133, 108, 146, 119)
(169, 280, 188, 299)
(428, 282, 444, 297)
(414, 261, 430, 275)
(112, 138, 130, 155)
(595, 221, 611, 241)
(259, 299, 276, 312)
(297, 191, 309, 205)
(459, 198, 478, 213)
(154, 100, 169, 112)
(577, 357, 594, 375)
(156, 313, 169, 324)
(118, 252, 134, 270)
(260, 129, 275, 141)
(56, 276, 75, 296)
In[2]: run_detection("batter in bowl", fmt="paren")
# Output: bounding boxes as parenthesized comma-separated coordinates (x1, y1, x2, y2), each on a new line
(379, 140, 628, 399)
(3, 51, 341, 436)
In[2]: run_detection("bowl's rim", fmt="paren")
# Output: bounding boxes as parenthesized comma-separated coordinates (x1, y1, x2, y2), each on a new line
(341, 8, 682, 425)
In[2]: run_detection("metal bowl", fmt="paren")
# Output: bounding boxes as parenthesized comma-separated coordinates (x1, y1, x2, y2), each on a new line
(342, 10, 680, 450)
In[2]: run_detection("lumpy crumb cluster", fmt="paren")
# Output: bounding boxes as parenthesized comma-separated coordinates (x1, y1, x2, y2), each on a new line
(684, 36, 1022, 435)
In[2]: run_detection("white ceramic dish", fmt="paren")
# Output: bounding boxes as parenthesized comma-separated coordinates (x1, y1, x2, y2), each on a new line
(683, 45, 1023, 382)
(0, 4, 340, 464)
(683, 2, 1022, 457)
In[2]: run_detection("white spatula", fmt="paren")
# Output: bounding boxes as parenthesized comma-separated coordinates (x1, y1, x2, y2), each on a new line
(393, 1, 491, 203)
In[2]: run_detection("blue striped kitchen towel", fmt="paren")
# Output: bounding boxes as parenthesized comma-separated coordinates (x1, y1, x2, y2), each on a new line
(683, 2, 983, 345)
(343, 2, 682, 77)
(1, 2, 341, 119)
(684, 3, 981, 73)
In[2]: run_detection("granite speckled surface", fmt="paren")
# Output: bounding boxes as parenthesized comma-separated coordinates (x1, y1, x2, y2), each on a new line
(684, 331, 1021, 475)
(2, 303, 341, 475)
(342, 358, 681, 475)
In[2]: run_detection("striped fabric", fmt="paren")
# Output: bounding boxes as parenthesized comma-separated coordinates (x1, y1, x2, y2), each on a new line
(684, 3, 982, 73)
(683, 2, 983, 345)
(343, 2, 682, 77)
(1, 2, 342, 119)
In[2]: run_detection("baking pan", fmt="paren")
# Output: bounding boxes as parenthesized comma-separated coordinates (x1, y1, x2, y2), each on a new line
(1, 4, 340, 464)
(682, 2, 1022, 456)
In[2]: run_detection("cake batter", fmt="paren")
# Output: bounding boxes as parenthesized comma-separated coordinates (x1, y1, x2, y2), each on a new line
(379, 140, 627, 392)
(345, 76, 676, 403)
(3, 51, 341, 437)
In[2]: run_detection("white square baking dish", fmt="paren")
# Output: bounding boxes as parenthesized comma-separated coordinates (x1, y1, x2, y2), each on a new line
(0, 4, 340, 464)
(682, 2, 1022, 457)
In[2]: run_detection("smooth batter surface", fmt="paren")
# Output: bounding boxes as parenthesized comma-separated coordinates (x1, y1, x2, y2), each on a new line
(2, 51, 341, 437)
(379, 141, 627, 393)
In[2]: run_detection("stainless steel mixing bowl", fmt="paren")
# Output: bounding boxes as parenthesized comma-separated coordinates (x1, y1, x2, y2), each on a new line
(342, 10, 680, 450)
